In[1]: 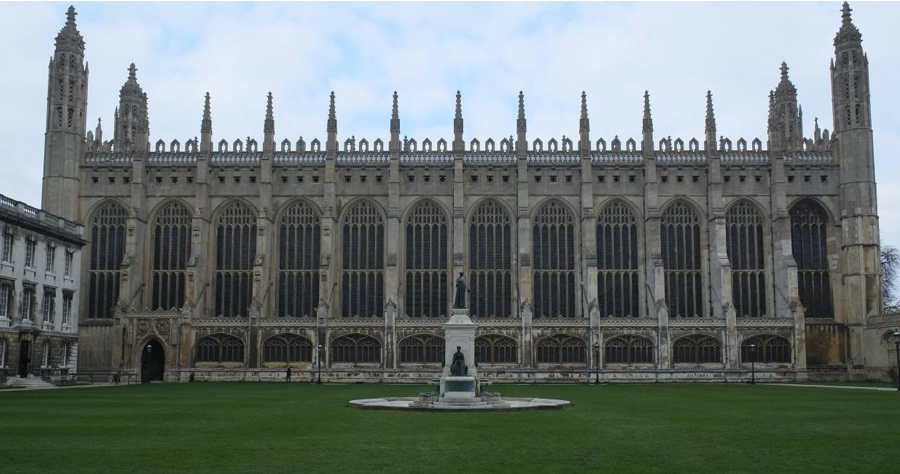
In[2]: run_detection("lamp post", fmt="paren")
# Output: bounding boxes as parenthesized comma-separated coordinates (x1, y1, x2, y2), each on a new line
(749, 343, 756, 385)
(317, 344, 323, 385)
(594, 341, 600, 385)
(891, 331, 900, 392)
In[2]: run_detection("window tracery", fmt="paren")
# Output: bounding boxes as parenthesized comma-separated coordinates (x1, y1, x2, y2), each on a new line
(214, 202, 256, 318)
(341, 201, 384, 318)
(727, 202, 766, 318)
(661, 202, 703, 318)
(468, 201, 512, 318)
(404, 202, 448, 318)
(474, 335, 517, 364)
(87, 202, 127, 319)
(790, 200, 833, 319)
(152, 202, 191, 310)
(533, 201, 577, 318)
(597, 201, 639, 317)
(278, 202, 320, 318)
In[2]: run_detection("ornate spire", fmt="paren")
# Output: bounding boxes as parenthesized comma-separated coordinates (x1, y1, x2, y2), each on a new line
(516, 91, 526, 134)
(95, 117, 103, 143)
(453, 91, 464, 152)
(835, 2, 862, 48)
(642, 90, 652, 133)
(580, 91, 589, 131)
(390, 91, 400, 152)
(705, 91, 716, 151)
(201, 92, 212, 134)
(516, 91, 527, 154)
(264, 92, 274, 135)
(327, 91, 336, 134)
(54, 5, 84, 54)
(768, 63, 802, 152)
(120, 63, 144, 98)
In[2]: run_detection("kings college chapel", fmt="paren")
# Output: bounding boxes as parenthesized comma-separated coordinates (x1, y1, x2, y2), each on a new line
(35, 3, 900, 383)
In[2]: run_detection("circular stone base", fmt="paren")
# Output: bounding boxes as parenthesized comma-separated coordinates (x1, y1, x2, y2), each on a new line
(348, 397, 570, 411)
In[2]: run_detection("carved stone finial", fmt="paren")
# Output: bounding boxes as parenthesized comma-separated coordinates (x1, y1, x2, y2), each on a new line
(327, 91, 337, 134)
(842, 1, 852, 26)
(392, 91, 399, 120)
(581, 91, 588, 120)
(455, 91, 462, 120)
(66, 5, 77, 27)
(264, 92, 274, 134)
(518, 91, 525, 120)
(128, 63, 137, 81)
(780, 61, 789, 82)
(642, 90, 653, 134)
(201, 92, 212, 134)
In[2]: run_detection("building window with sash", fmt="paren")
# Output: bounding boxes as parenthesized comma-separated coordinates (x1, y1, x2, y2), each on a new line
(790, 200, 833, 319)
(596, 201, 640, 318)
(22, 285, 35, 322)
(151, 202, 192, 310)
(25, 239, 36, 268)
(214, 202, 257, 318)
(62, 291, 73, 327)
(468, 200, 513, 318)
(341, 201, 384, 318)
(532, 200, 577, 318)
(42, 288, 55, 326)
(64, 250, 73, 277)
(1, 229, 12, 263)
(277, 201, 321, 318)
(87, 202, 127, 319)
(404, 201, 449, 318)
(660, 202, 703, 318)
(45, 243, 56, 273)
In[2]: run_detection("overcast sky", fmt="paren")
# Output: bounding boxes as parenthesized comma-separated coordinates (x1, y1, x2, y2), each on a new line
(1, 1, 899, 245)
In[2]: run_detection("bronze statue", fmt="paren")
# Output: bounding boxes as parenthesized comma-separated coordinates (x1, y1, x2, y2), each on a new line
(453, 272, 470, 309)
(450, 346, 467, 376)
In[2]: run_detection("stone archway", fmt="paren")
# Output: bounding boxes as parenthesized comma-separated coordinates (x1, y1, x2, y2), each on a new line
(141, 339, 165, 383)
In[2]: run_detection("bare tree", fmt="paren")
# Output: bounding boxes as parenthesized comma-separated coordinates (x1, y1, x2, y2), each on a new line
(882, 244, 900, 313)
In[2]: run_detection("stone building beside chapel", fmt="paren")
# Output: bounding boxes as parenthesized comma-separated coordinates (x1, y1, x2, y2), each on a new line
(40, 3, 898, 383)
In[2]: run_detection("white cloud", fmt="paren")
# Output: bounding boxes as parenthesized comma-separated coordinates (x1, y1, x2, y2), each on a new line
(1, 2, 899, 245)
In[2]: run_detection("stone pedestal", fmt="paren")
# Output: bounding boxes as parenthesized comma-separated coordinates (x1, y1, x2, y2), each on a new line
(440, 308, 478, 397)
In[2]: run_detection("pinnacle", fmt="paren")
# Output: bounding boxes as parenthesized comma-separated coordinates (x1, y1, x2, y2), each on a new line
(128, 63, 137, 81)
(392, 91, 399, 120)
(780, 61, 789, 81)
(66, 6, 77, 27)
(580, 91, 588, 119)
(842, 2, 852, 26)
(455, 91, 462, 120)
(518, 91, 525, 119)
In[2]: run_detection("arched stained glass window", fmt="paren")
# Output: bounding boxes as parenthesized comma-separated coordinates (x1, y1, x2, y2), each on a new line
(277, 201, 320, 318)
(341, 201, 384, 318)
(195, 334, 244, 363)
(151, 202, 192, 310)
(330, 334, 381, 363)
(661, 202, 703, 318)
(727, 202, 766, 318)
(404, 201, 449, 318)
(474, 335, 517, 364)
(398, 335, 445, 363)
(597, 201, 639, 317)
(536, 334, 586, 364)
(672, 335, 722, 364)
(214, 202, 257, 318)
(605, 336, 654, 364)
(87, 202, 127, 319)
(468, 201, 512, 318)
(263, 334, 313, 363)
(790, 200, 833, 319)
(741, 335, 791, 363)
(533, 201, 577, 318)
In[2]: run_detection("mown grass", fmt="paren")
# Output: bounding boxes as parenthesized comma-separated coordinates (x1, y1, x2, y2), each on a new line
(0, 382, 895, 473)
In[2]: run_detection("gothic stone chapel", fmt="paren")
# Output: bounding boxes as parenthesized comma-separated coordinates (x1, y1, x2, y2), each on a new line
(42, 3, 895, 383)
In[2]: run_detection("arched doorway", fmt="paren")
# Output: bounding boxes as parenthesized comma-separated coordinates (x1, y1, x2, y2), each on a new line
(141, 340, 165, 383)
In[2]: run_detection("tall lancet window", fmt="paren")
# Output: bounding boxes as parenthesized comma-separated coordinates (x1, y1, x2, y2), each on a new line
(596, 201, 639, 317)
(151, 202, 192, 310)
(726, 201, 766, 318)
(661, 202, 703, 318)
(468, 200, 512, 318)
(214, 201, 256, 318)
(277, 201, 321, 318)
(790, 200, 833, 319)
(533, 201, 577, 318)
(87, 202, 127, 319)
(341, 201, 384, 318)
(404, 201, 449, 318)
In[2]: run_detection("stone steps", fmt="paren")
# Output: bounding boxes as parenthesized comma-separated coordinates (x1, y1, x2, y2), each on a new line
(8, 377, 55, 389)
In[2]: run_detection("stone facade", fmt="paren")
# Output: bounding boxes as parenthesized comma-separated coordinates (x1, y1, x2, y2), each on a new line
(40, 4, 899, 384)
(0, 193, 85, 386)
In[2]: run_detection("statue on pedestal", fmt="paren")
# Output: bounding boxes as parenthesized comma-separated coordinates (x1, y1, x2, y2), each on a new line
(453, 273, 469, 309)
(450, 346, 467, 376)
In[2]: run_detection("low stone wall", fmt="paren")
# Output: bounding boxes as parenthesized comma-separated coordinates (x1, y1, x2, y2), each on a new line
(166, 368, 804, 384)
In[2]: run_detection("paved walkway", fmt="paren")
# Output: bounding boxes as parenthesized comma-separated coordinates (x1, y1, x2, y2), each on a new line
(769, 383, 898, 392)
(0, 382, 133, 393)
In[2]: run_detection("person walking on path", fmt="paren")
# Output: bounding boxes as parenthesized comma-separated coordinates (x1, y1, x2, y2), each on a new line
(286, 366, 292, 383)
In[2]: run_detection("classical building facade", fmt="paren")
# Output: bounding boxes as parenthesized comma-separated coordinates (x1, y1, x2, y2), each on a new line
(0, 193, 85, 387)
(41, 4, 896, 383)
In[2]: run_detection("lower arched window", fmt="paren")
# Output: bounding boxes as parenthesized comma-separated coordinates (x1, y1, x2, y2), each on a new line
(741, 335, 791, 363)
(195, 334, 245, 363)
(398, 335, 444, 364)
(331, 334, 381, 363)
(605, 336, 654, 364)
(672, 335, 722, 364)
(475, 335, 517, 364)
(536, 335, 587, 363)
(263, 334, 313, 363)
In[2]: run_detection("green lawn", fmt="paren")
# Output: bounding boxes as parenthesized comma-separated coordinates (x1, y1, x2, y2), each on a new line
(0, 382, 895, 473)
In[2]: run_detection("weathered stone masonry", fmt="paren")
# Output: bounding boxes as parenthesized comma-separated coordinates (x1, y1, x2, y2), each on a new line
(40, 4, 899, 383)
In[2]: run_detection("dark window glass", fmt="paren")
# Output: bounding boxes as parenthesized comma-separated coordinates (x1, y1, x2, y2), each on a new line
(661, 202, 703, 318)
(87, 203, 127, 319)
(790, 200, 833, 319)
(214, 202, 257, 318)
(536, 334, 587, 363)
(278, 202, 320, 318)
(597, 201, 639, 317)
(405, 202, 448, 318)
(468, 201, 512, 318)
(533, 201, 577, 318)
(151, 202, 192, 310)
(726, 202, 766, 318)
(398, 335, 445, 363)
(474, 335, 517, 364)
(331, 334, 381, 363)
(341, 201, 385, 318)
